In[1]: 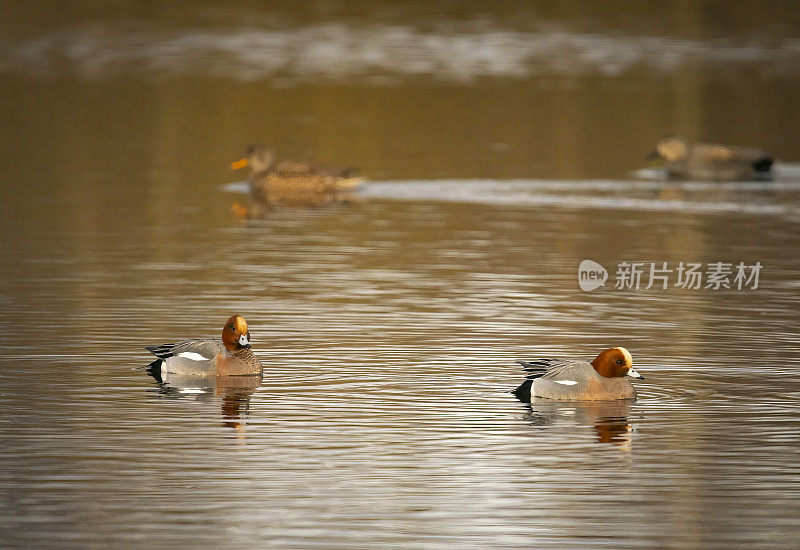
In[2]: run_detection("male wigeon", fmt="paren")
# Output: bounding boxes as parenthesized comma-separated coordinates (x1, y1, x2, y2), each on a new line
(145, 315, 262, 377)
(647, 136, 773, 181)
(512, 347, 643, 402)
(231, 144, 363, 208)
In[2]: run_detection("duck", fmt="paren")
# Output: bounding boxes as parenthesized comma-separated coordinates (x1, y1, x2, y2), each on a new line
(231, 144, 364, 207)
(512, 347, 643, 402)
(145, 315, 262, 377)
(648, 136, 773, 181)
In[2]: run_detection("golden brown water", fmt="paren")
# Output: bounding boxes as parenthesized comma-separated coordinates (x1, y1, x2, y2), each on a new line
(2, 2, 800, 548)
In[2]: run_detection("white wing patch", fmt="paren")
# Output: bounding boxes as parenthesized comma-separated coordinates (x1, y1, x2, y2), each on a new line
(177, 352, 208, 361)
(554, 380, 578, 385)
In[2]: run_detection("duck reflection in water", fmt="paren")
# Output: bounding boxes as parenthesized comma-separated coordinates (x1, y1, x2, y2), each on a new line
(521, 400, 634, 449)
(146, 368, 262, 439)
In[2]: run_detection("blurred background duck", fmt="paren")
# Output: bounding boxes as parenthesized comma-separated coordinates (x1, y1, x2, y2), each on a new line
(648, 136, 773, 181)
(231, 144, 364, 207)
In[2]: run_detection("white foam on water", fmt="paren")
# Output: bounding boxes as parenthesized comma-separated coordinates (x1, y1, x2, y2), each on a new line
(358, 178, 800, 217)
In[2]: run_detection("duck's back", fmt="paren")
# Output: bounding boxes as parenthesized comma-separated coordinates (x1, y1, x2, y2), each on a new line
(515, 358, 635, 401)
(676, 143, 773, 180)
(146, 338, 226, 376)
(249, 161, 363, 206)
(534, 370, 635, 401)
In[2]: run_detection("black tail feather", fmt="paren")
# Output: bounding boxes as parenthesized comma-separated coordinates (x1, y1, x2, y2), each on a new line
(146, 359, 164, 383)
(753, 157, 773, 172)
(512, 380, 533, 403)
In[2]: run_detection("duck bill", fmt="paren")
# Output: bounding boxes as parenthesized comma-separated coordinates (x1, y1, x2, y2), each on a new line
(238, 333, 251, 348)
(230, 158, 248, 170)
(627, 368, 644, 380)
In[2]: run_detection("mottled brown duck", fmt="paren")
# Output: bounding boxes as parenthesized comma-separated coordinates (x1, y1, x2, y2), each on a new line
(231, 145, 364, 207)
(648, 136, 773, 181)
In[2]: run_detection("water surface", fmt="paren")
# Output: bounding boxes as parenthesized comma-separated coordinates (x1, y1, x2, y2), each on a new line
(1, 3, 800, 548)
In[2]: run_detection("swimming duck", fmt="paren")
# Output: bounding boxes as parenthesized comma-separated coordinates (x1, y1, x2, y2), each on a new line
(512, 347, 643, 402)
(146, 315, 262, 377)
(231, 145, 363, 207)
(648, 136, 773, 181)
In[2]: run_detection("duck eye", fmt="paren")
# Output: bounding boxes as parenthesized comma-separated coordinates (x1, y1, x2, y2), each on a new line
(616, 359, 624, 365)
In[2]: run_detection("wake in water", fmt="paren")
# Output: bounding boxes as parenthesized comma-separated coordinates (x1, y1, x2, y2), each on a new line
(361, 172, 800, 218)
(224, 173, 800, 218)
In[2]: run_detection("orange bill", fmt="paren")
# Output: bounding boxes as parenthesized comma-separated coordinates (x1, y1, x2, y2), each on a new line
(230, 158, 248, 170)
